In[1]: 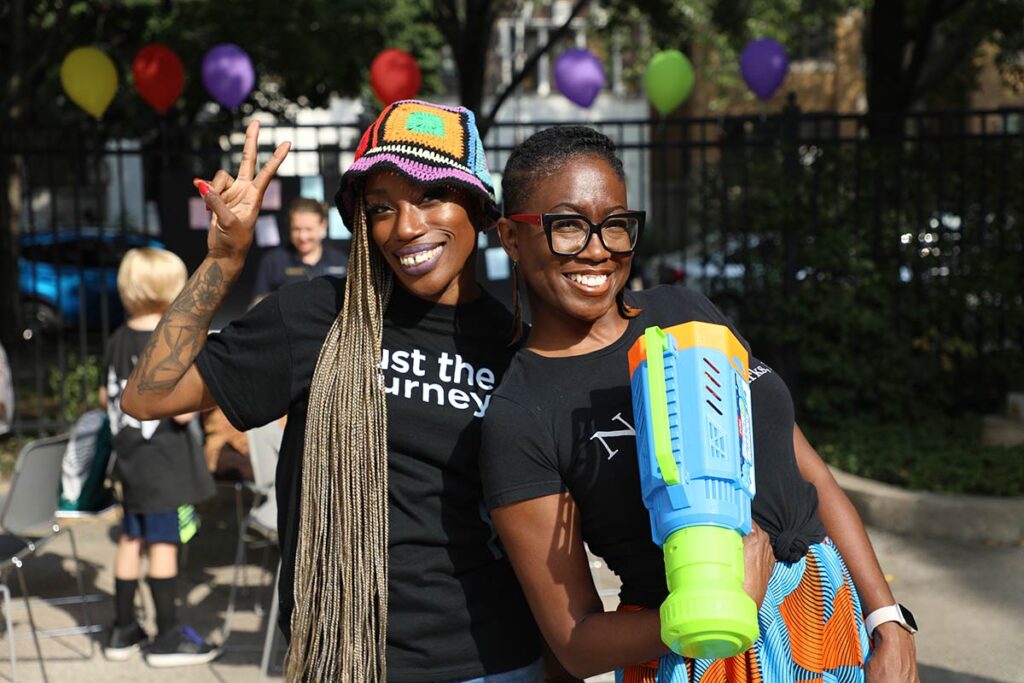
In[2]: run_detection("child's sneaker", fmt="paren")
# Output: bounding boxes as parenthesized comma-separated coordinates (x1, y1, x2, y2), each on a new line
(104, 621, 148, 660)
(144, 625, 221, 668)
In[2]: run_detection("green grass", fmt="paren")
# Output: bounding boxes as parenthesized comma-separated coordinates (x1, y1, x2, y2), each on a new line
(807, 417, 1024, 497)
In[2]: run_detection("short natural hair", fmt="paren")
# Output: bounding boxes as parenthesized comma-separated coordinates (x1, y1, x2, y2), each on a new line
(289, 197, 328, 221)
(502, 125, 625, 215)
(117, 247, 187, 315)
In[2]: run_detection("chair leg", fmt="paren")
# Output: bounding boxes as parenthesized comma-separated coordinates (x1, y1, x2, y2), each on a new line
(13, 561, 47, 683)
(1, 582, 17, 683)
(63, 529, 95, 657)
(235, 484, 252, 592)
(258, 563, 281, 683)
(221, 515, 250, 644)
(254, 543, 272, 617)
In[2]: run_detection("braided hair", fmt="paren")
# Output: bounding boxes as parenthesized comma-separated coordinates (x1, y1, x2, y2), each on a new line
(284, 100, 499, 681)
(285, 194, 393, 681)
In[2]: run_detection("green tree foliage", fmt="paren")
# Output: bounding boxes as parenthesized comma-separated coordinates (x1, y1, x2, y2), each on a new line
(687, 116, 1024, 428)
(0, 0, 444, 128)
(621, 0, 1024, 119)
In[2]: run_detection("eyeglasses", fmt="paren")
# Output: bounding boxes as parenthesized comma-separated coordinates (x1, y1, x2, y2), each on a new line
(506, 211, 645, 256)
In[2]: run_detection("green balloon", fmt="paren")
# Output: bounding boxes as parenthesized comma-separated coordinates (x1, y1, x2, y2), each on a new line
(644, 50, 695, 115)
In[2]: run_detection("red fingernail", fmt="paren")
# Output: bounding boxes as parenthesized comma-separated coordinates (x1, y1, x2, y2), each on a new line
(197, 181, 211, 197)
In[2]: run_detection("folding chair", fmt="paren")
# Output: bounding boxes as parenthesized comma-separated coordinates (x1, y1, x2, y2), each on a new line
(0, 434, 98, 683)
(222, 421, 282, 677)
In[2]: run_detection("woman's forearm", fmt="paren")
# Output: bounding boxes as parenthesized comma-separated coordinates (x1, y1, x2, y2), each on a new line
(122, 256, 241, 419)
(560, 608, 666, 678)
(493, 495, 669, 679)
(793, 426, 894, 612)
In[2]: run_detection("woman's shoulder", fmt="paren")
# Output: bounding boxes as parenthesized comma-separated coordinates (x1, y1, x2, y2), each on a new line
(274, 275, 346, 325)
(627, 283, 746, 339)
(628, 281, 722, 320)
(491, 350, 533, 396)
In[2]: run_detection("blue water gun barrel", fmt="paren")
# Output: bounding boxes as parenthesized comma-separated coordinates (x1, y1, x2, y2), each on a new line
(627, 322, 758, 658)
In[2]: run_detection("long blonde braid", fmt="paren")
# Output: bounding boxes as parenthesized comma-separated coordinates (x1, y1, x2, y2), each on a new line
(285, 194, 393, 681)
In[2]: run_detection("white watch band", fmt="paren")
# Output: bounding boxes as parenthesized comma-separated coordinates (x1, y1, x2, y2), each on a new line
(864, 605, 907, 635)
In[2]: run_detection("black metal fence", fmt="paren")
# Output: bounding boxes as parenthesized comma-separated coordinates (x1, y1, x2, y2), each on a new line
(3, 102, 1023, 436)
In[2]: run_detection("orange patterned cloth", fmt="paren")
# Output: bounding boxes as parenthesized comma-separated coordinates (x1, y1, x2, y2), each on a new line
(618, 538, 868, 683)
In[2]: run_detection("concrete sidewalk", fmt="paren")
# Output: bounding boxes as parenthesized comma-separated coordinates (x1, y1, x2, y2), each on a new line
(1, 488, 1021, 682)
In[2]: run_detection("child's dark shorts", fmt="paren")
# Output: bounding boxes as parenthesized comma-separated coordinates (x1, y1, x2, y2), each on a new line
(121, 505, 199, 545)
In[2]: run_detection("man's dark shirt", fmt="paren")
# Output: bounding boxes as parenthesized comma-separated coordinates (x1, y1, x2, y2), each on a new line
(251, 243, 347, 299)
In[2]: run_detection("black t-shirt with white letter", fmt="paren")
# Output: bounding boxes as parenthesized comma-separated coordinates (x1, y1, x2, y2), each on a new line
(480, 283, 825, 609)
(196, 277, 539, 682)
(104, 325, 216, 513)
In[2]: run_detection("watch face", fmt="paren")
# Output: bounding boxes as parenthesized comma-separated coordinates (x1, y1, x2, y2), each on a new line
(898, 604, 918, 631)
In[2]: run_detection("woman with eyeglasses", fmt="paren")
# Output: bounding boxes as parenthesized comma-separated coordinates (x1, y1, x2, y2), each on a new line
(479, 126, 919, 682)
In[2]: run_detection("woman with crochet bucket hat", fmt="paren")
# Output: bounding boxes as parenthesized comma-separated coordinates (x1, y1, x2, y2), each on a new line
(121, 101, 542, 682)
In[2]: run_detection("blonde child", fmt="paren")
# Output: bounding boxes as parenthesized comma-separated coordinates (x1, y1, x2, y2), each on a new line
(99, 247, 218, 667)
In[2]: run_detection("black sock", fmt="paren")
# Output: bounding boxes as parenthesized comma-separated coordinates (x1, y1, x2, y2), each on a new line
(147, 576, 178, 636)
(113, 579, 137, 627)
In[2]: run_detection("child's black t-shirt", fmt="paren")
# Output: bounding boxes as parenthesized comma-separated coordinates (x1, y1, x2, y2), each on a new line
(104, 325, 215, 513)
(195, 276, 540, 682)
(480, 283, 826, 609)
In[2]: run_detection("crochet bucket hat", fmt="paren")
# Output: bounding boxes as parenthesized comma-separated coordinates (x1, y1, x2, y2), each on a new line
(334, 100, 499, 228)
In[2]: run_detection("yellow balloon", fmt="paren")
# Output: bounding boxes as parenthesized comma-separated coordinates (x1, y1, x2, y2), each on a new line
(60, 47, 118, 119)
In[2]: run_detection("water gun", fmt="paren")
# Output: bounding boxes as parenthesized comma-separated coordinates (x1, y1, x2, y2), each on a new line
(627, 321, 758, 659)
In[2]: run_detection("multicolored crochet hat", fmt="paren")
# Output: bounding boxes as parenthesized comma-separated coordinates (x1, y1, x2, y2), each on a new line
(335, 100, 498, 229)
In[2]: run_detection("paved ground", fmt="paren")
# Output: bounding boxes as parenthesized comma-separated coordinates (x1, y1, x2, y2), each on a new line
(1, 486, 1021, 682)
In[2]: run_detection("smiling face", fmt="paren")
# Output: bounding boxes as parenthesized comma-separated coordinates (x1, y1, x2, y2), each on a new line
(364, 170, 481, 305)
(290, 210, 327, 257)
(499, 154, 633, 334)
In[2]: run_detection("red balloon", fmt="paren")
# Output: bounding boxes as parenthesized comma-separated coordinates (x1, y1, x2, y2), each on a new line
(369, 49, 421, 106)
(132, 44, 184, 114)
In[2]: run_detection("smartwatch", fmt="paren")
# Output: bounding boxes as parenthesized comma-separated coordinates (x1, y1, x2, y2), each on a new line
(864, 603, 918, 637)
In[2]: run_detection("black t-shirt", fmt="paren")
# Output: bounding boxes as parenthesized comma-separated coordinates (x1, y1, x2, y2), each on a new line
(480, 283, 825, 609)
(252, 243, 348, 299)
(196, 277, 540, 682)
(104, 326, 215, 513)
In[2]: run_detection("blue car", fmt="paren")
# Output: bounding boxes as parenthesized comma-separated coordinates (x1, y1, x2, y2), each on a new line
(19, 229, 164, 335)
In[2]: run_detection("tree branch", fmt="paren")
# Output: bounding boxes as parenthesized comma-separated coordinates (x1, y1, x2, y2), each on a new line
(904, 0, 970, 94)
(430, 0, 463, 48)
(481, 0, 591, 133)
(910, 2, 988, 100)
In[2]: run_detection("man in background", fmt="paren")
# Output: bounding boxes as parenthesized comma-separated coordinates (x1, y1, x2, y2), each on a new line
(251, 197, 347, 301)
(0, 342, 12, 437)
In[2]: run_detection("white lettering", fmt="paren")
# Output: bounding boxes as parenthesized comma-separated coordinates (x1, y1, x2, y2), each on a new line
(382, 347, 498, 417)
(411, 349, 427, 377)
(470, 392, 492, 417)
(422, 382, 444, 405)
(748, 364, 773, 382)
(448, 388, 471, 410)
(452, 354, 475, 386)
(404, 379, 420, 399)
(391, 350, 411, 374)
(438, 352, 455, 382)
(476, 367, 495, 391)
(590, 413, 636, 460)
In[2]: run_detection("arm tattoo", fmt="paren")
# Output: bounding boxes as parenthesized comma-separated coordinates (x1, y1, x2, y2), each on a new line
(132, 261, 229, 394)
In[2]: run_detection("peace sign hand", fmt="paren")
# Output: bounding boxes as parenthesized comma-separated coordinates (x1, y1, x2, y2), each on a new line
(193, 120, 291, 263)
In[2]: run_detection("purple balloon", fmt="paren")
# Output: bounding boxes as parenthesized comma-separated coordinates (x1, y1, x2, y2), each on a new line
(554, 48, 605, 108)
(740, 38, 789, 100)
(202, 43, 255, 108)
